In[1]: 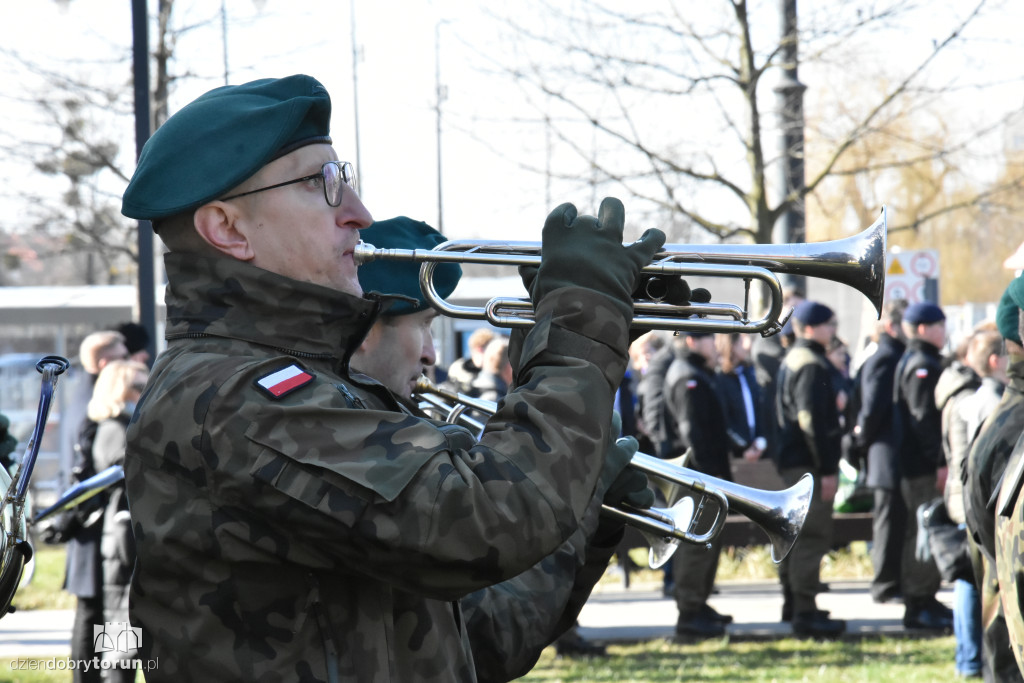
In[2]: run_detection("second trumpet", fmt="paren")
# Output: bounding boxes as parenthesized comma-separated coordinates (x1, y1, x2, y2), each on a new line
(414, 376, 813, 568)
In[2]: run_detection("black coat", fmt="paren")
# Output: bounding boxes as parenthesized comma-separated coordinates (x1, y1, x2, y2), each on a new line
(894, 338, 945, 479)
(855, 334, 906, 489)
(775, 338, 843, 475)
(662, 347, 732, 480)
(714, 364, 762, 455)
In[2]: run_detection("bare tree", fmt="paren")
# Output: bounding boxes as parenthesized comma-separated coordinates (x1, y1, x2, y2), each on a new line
(480, 0, 1024, 248)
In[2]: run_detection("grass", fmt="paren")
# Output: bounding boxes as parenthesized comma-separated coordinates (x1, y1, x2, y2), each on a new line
(10, 545, 74, 612)
(520, 636, 957, 682)
(9, 542, 954, 682)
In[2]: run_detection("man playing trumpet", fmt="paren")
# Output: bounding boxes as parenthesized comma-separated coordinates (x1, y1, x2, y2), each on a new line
(352, 216, 652, 665)
(120, 74, 667, 681)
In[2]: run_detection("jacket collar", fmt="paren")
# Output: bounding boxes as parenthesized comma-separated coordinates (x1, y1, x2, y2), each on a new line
(162, 252, 387, 364)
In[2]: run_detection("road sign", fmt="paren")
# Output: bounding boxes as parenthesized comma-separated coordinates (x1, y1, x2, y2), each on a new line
(885, 249, 939, 304)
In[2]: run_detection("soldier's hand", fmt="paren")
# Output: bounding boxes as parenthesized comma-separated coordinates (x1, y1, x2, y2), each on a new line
(524, 198, 665, 322)
(594, 434, 653, 545)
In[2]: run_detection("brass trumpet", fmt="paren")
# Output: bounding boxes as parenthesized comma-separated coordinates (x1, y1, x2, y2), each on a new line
(355, 208, 887, 336)
(414, 376, 812, 568)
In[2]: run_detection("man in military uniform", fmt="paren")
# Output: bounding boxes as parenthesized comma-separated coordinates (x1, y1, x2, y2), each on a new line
(774, 300, 847, 637)
(120, 74, 667, 681)
(968, 279, 1024, 682)
(352, 216, 648, 664)
(660, 330, 733, 638)
(996, 429, 1024, 678)
(893, 301, 953, 631)
(854, 299, 908, 605)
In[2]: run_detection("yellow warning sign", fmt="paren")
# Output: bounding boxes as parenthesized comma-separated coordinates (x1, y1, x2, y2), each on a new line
(888, 258, 905, 275)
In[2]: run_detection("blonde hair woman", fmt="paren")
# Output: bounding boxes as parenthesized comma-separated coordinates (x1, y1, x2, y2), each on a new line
(87, 359, 148, 681)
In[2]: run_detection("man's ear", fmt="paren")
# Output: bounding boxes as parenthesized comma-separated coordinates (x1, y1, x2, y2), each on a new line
(193, 202, 255, 260)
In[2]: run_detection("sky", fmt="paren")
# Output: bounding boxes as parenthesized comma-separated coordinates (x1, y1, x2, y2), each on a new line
(1, 0, 1022, 248)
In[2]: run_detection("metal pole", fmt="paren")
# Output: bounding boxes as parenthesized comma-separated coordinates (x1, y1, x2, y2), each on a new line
(434, 20, 447, 232)
(132, 0, 156, 365)
(350, 0, 363, 192)
(773, 0, 806, 291)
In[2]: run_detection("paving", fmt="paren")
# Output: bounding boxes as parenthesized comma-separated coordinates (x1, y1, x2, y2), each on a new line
(0, 579, 953, 660)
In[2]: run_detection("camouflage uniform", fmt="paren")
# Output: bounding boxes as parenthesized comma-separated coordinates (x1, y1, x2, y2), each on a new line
(996, 434, 1024, 678)
(126, 252, 630, 682)
(964, 357, 1024, 682)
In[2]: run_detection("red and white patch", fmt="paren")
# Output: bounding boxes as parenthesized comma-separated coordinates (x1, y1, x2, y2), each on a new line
(256, 364, 315, 398)
(686, 379, 698, 390)
(915, 368, 929, 379)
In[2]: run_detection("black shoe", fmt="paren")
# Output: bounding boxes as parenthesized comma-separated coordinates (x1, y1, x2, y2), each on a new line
(872, 589, 903, 604)
(791, 611, 846, 638)
(782, 603, 830, 623)
(700, 604, 733, 625)
(675, 611, 726, 639)
(924, 597, 953, 620)
(903, 604, 953, 631)
(555, 633, 607, 658)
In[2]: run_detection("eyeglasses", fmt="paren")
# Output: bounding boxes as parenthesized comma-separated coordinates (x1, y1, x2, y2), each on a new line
(220, 161, 357, 207)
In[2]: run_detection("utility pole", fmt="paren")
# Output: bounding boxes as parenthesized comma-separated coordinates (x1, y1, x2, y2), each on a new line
(774, 0, 806, 290)
(132, 0, 156, 364)
(434, 20, 448, 232)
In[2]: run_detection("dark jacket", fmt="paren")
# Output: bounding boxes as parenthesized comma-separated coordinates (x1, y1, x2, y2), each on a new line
(662, 345, 732, 480)
(894, 338, 945, 479)
(636, 346, 674, 459)
(855, 333, 906, 489)
(714, 364, 762, 456)
(775, 338, 843, 475)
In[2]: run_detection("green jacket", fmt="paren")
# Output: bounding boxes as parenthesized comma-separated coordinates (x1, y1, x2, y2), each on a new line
(127, 252, 628, 682)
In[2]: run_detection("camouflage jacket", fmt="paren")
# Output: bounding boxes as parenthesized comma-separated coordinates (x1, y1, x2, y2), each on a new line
(126, 253, 630, 682)
(996, 435, 1024, 679)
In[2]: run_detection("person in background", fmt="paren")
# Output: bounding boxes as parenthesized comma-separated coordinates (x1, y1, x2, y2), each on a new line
(774, 300, 846, 638)
(935, 327, 996, 678)
(470, 336, 512, 403)
(64, 330, 129, 683)
(661, 330, 734, 639)
(445, 327, 497, 395)
(893, 302, 953, 631)
(752, 284, 804, 465)
(87, 358, 149, 681)
(116, 321, 151, 366)
(714, 332, 764, 463)
(965, 280, 1024, 682)
(854, 299, 909, 605)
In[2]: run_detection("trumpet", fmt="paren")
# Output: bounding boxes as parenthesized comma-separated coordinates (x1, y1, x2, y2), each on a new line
(414, 376, 812, 568)
(355, 207, 887, 336)
(1, 355, 70, 619)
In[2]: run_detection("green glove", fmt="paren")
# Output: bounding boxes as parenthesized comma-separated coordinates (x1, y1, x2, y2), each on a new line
(525, 198, 665, 321)
(601, 436, 654, 510)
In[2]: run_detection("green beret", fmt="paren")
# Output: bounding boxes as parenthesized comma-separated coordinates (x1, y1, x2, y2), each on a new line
(122, 74, 332, 221)
(997, 277, 1024, 344)
(358, 217, 462, 316)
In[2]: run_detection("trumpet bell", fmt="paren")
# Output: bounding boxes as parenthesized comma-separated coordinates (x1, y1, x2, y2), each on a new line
(644, 497, 694, 569)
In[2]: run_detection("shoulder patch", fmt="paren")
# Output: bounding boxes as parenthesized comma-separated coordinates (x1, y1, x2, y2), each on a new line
(686, 379, 698, 390)
(256, 364, 315, 399)
(915, 368, 929, 379)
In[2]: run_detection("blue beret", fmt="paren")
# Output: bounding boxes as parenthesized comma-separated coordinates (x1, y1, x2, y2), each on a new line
(793, 301, 835, 326)
(122, 74, 332, 221)
(997, 278, 1024, 344)
(904, 302, 945, 325)
(358, 217, 461, 316)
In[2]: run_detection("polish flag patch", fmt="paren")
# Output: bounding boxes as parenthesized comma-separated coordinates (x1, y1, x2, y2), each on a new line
(915, 368, 929, 379)
(686, 379, 698, 389)
(256, 364, 315, 398)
